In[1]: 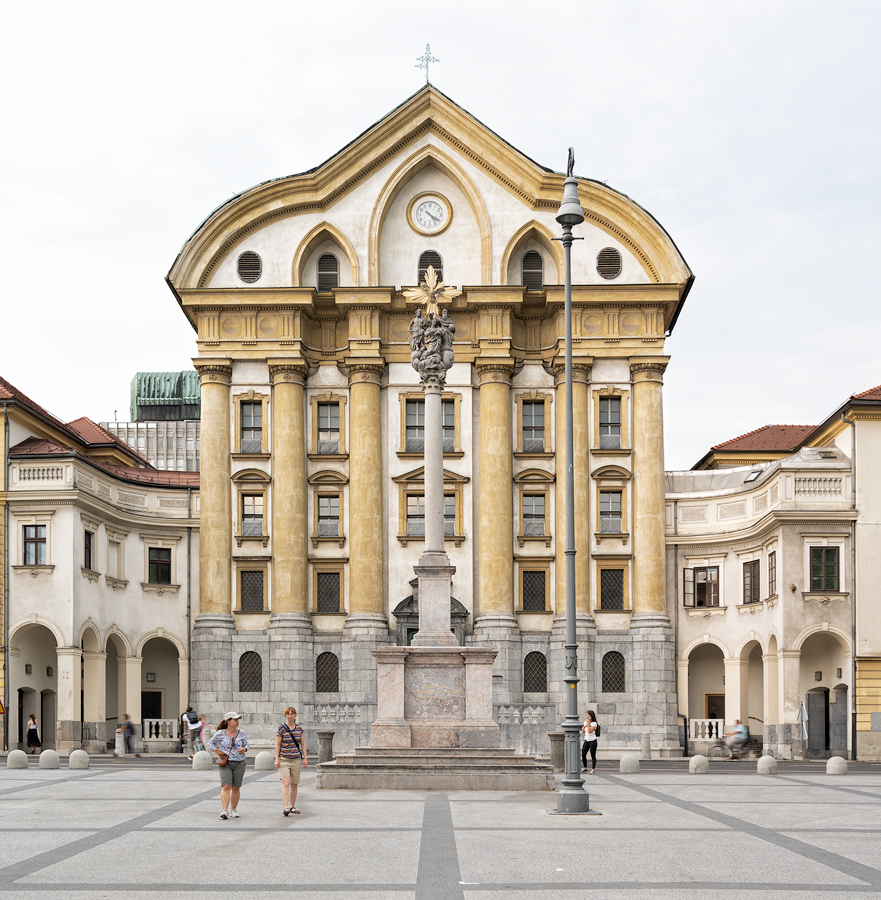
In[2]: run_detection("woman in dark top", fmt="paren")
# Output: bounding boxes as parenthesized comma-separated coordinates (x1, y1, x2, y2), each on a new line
(26, 714, 41, 753)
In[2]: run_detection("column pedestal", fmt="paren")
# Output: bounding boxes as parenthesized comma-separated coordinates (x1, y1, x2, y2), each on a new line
(472, 614, 520, 705)
(549, 614, 595, 708)
(627, 613, 680, 752)
(268, 613, 314, 699)
(190, 613, 235, 726)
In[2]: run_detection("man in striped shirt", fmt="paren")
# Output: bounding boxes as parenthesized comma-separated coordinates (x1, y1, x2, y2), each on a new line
(274, 706, 307, 815)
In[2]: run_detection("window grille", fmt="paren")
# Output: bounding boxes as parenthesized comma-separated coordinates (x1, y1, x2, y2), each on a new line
(23, 525, 46, 566)
(318, 495, 339, 537)
(316, 652, 340, 692)
(148, 547, 171, 584)
(522, 250, 543, 291)
(240, 571, 264, 612)
(523, 494, 545, 535)
(600, 491, 623, 533)
(418, 250, 443, 284)
(600, 569, 625, 610)
(522, 401, 544, 452)
(596, 247, 622, 279)
(240, 402, 262, 453)
(237, 251, 262, 283)
(522, 570, 546, 611)
(316, 572, 341, 613)
(242, 495, 263, 536)
(523, 651, 548, 692)
(239, 651, 262, 692)
(602, 651, 626, 693)
(317, 253, 339, 291)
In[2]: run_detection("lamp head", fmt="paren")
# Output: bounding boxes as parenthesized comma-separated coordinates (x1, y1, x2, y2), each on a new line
(556, 175, 585, 227)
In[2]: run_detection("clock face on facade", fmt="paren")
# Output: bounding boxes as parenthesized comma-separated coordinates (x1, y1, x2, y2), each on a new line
(408, 193, 452, 235)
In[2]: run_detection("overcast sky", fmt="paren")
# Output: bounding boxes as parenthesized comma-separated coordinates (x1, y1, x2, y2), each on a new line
(2, 1, 878, 470)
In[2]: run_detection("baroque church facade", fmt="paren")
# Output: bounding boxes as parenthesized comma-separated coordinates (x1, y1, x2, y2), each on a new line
(166, 86, 693, 755)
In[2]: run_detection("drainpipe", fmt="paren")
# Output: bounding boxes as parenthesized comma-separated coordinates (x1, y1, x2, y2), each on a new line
(842, 413, 857, 760)
(186, 487, 192, 703)
(2, 404, 8, 751)
(672, 499, 686, 755)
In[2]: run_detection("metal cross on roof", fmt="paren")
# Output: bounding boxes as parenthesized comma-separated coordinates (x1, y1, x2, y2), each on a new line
(415, 43, 439, 83)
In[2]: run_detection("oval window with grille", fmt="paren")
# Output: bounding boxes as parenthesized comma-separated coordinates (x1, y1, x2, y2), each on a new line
(237, 251, 262, 283)
(596, 247, 622, 280)
(522, 250, 543, 291)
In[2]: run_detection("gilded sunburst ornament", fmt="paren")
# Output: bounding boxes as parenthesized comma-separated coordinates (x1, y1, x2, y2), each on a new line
(403, 265, 462, 319)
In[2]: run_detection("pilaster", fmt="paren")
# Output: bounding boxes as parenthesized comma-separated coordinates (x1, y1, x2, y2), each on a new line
(82, 650, 107, 753)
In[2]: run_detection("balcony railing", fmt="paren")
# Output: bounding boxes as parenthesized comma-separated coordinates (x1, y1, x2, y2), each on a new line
(143, 719, 179, 742)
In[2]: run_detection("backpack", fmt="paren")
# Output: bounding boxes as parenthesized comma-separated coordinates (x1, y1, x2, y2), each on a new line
(186, 710, 199, 725)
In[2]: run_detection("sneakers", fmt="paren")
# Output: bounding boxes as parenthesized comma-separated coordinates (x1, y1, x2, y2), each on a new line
(229, 808, 239, 818)
(220, 810, 228, 820)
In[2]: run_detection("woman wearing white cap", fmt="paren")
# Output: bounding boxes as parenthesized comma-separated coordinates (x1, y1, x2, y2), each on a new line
(207, 711, 250, 819)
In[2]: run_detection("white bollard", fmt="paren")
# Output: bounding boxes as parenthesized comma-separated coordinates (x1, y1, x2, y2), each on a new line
(826, 756, 848, 776)
(6, 749, 28, 769)
(757, 755, 777, 775)
(69, 750, 90, 769)
(689, 754, 709, 774)
(254, 750, 275, 771)
(619, 753, 640, 774)
(192, 750, 213, 771)
(39, 749, 60, 769)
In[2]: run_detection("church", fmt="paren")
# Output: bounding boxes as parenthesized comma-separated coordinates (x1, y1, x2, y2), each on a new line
(166, 84, 693, 756)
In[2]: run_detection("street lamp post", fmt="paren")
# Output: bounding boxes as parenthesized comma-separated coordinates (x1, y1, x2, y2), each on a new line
(552, 150, 593, 815)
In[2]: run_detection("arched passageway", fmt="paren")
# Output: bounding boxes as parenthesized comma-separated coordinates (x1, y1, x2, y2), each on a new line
(11, 624, 58, 749)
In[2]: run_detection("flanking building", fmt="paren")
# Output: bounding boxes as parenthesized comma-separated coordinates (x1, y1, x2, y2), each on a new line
(165, 84, 694, 755)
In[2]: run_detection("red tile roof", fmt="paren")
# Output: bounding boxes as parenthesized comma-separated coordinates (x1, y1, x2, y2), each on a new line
(853, 383, 881, 401)
(9, 437, 73, 456)
(66, 416, 152, 466)
(712, 424, 816, 452)
(0, 375, 79, 440)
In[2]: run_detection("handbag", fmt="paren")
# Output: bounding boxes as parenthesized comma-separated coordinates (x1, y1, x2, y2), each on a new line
(216, 729, 238, 767)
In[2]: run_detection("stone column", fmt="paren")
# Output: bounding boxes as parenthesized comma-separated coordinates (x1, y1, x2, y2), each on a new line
(82, 650, 107, 753)
(55, 647, 83, 751)
(194, 360, 232, 615)
(554, 362, 591, 616)
(343, 361, 388, 703)
(269, 362, 308, 616)
(119, 655, 143, 750)
(178, 657, 189, 715)
(630, 359, 669, 617)
(779, 650, 801, 723)
(473, 363, 519, 702)
(677, 658, 690, 719)
(723, 657, 749, 724)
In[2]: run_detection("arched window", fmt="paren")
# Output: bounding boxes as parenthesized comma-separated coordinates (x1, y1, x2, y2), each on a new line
(523, 651, 548, 693)
(418, 250, 443, 284)
(521, 251, 543, 291)
(602, 651, 626, 693)
(317, 253, 339, 291)
(239, 651, 262, 692)
(316, 652, 340, 693)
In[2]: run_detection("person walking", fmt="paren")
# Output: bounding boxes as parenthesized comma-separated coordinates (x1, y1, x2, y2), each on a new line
(193, 714, 209, 754)
(181, 706, 200, 759)
(26, 714, 41, 754)
(208, 712, 249, 819)
(115, 713, 136, 757)
(581, 709, 598, 774)
(274, 706, 307, 816)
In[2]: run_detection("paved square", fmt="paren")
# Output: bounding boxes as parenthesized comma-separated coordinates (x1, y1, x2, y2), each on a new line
(1, 761, 880, 899)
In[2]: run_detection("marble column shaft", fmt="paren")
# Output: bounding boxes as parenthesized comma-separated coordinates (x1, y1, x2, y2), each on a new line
(554, 363, 591, 616)
(269, 363, 308, 615)
(347, 363, 385, 616)
(476, 364, 514, 615)
(630, 360, 669, 616)
(195, 361, 232, 615)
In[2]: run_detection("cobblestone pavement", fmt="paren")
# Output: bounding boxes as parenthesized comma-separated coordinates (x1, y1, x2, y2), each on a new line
(1, 760, 880, 899)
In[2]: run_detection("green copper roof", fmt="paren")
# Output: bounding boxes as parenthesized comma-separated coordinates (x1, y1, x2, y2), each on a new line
(130, 372, 201, 419)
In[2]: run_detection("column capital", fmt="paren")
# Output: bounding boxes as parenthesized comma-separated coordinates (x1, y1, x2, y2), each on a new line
(552, 360, 592, 385)
(346, 360, 385, 386)
(475, 363, 514, 386)
(193, 358, 232, 385)
(630, 358, 669, 384)
(268, 361, 307, 386)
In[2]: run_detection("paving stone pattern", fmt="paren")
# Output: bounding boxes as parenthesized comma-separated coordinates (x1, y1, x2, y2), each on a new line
(1, 762, 881, 898)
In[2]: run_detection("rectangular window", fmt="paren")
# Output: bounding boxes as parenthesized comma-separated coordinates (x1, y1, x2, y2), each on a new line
(242, 495, 264, 536)
(148, 547, 171, 585)
(768, 551, 776, 596)
(522, 570, 546, 611)
(684, 566, 719, 607)
(743, 560, 760, 604)
(316, 571, 341, 613)
(522, 401, 545, 452)
(522, 494, 545, 536)
(318, 495, 340, 537)
(600, 491, 623, 533)
(107, 541, 119, 579)
(811, 547, 839, 591)
(23, 525, 46, 565)
(240, 571, 264, 612)
(240, 402, 262, 453)
(317, 402, 340, 454)
(407, 494, 425, 536)
(406, 400, 425, 451)
(599, 397, 622, 449)
(600, 568, 625, 610)
(444, 493, 455, 536)
(442, 399, 455, 452)
(84, 530, 94, 571)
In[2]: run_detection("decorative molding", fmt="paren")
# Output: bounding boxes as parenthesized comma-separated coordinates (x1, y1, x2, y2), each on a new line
(475, 364, 513, 385)
(718, 501, 746, 520)
(12, 565, 55, 578)
(346, 362, 385, 385)
(141, 582, 181, 595)
(680, 506, 708, 523)
(118, 491, 147, 507)
(81, 567, 100, 584)
(269, 363, 308, 384)
(158, 498, 189, 509)
(106, 575, 128, 591)
(194, 363, 232, 384)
